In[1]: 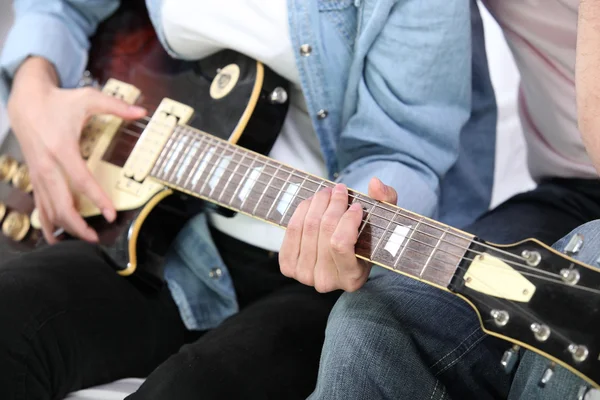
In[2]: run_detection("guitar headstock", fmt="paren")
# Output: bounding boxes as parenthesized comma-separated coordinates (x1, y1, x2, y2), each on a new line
(452, 237, 600, 388)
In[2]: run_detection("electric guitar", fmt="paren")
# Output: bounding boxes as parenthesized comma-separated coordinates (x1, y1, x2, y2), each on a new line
(1, 1, 600, 393)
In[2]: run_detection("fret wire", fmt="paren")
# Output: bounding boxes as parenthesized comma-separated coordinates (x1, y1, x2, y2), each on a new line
(420, 226, 449, 278)
(162, 128, 186, 177)
(176, 135, 201, 186)
(132, 120, 533, 267)
(239, 152, 265, 211)
(252, 160, 281, 216)
(279, 174, 307, 225)
(207, 144, 232, 198)
(196, 137, 228, 195)
(162, 127, 193, 178)
(217, 145, 243, 203)
(182, 132, 211, 190)
(138, 123, 482, 248)
(393, 218, 422, 269)
(369, 208, 399, 259)
(152, 125, 179, 177)
(166, 134, 190, 183)
(265, 168, 293, 221)
(357, 201, 375, 238)
(229, 155, 258, 205)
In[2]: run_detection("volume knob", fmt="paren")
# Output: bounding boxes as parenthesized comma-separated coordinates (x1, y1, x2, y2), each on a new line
(2, 211, 31, 242)
(0, 155, 18, 182)
(0, 202, 6, 222)
(11, 164, 33, 193)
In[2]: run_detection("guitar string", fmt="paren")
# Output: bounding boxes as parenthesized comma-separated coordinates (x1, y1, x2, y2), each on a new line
(146, 129, 598, 291)
(99, 120, 588, 288)
(114, 123, 584, 284)
(117, 120, 526, 263)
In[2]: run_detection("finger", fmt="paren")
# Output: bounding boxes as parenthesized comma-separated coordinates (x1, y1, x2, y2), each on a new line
(314, 184, 350, 292)
(58, 143, 115, 222)
(330, 202, 369, 292)
(368, 177, 398, 205)
(279, 198, 312, 279)
(41, 166, 99, 242)
(80, 88, 147, 120)
(296, 187, 332, 286)
(35, 197, 57, 244)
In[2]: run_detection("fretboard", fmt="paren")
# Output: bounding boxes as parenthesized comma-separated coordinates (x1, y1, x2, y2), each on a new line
(149, 125, 473, 288)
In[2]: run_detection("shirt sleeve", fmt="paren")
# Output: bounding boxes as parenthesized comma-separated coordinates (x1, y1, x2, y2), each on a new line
(338, 0, 472, 220)
(0, 0, 121, 103)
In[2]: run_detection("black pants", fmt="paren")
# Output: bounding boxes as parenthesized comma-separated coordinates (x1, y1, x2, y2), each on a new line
(0, 225, 340, 400)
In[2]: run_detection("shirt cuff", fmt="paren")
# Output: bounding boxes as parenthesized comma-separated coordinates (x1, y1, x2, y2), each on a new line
(0, 13, 88, 103)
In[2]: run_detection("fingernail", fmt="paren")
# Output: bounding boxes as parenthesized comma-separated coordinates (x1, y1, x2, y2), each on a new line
(350, 203, 363, 212)
(102, 208, 116, 223)
(376, 177, 388, 194)
(334, 183, 347, 194)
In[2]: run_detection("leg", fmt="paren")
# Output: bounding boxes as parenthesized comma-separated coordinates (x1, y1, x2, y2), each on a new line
(0, 241, 190, 400)
(507, 220, 600, 400)
(310, 179, 600, 400)
(127, 283, 340, 400)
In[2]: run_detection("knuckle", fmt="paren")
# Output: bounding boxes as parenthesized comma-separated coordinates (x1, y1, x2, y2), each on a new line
(71, 173, 91, 191)
(303, 216, 321, 236)
(296, 266, 315, 287)
(314, 278, 336, 294)
(343, 274, 366, 293)
(278, 254, 295, 277)
(320, 215, 339, 236)
(330, 235, 350, 254)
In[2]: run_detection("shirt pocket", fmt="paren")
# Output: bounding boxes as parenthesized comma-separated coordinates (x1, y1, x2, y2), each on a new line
(317, 0, 357, 46)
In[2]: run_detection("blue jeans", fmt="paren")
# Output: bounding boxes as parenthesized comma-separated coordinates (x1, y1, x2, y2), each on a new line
(309, 178, 600, 400)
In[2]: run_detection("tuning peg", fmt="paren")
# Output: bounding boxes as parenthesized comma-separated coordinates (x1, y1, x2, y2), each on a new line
(538, 362, 556, 388)
(500, 345, 520, 373)
(2, 211, 31, 242)
(0, 155, 18, 182)
(11, 164, 33, 193)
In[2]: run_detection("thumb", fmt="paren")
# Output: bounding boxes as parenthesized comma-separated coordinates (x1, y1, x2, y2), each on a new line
(82, 88, 147, 120)
(368, 177, 397, 205)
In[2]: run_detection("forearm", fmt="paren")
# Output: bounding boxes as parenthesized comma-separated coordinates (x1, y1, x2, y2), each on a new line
(576, 0, 600, 172)
(0, 0, 120, 103)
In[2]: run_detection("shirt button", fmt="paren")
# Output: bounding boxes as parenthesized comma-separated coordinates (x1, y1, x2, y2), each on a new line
(317, 109, 328, 119)
(300, 44, 312, 56)
(209, 267, 223, 279)
(333, 172, 340, 179)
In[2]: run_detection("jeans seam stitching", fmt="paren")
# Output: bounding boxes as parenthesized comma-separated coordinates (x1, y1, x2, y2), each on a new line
(429, 380, 439, 400)
(429, 326, 481, 369)
(434, 333, 487, 377)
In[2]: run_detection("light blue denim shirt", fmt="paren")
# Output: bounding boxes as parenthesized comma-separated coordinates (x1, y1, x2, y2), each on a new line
(0, 0, 496, 330)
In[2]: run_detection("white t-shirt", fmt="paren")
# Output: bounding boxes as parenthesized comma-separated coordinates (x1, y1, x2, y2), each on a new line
(162, 0, 327, 251)
(483, 0, 597, 180)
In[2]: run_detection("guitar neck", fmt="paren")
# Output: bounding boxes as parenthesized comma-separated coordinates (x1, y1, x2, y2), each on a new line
(149, 124, 474, 289)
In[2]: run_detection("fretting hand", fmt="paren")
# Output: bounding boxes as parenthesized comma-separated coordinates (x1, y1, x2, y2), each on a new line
(279, 177, 398, 292)
(7, 57, 146, 243)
